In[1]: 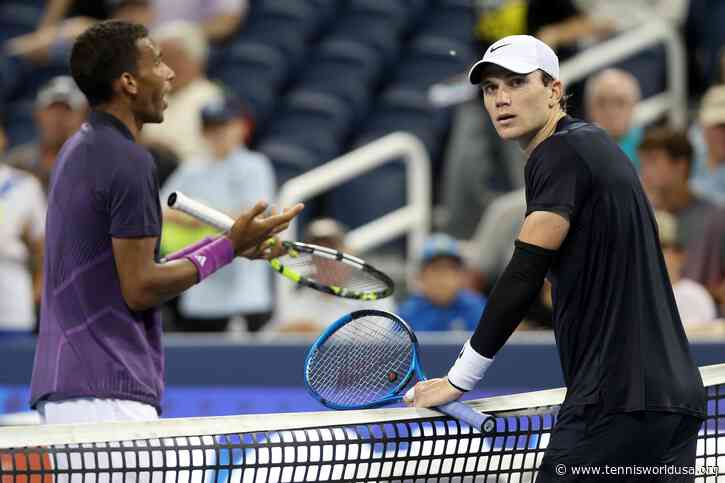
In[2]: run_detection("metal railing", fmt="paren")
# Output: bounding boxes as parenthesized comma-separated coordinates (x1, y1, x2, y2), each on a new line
(430, 19, 687, 128)
(276, 132, 431, 308)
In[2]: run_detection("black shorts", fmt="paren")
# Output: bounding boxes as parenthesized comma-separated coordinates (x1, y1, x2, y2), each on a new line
(536, 403, 702, 482)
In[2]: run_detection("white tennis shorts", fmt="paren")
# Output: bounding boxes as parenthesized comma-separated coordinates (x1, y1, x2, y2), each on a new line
(38, 397, 158, 424)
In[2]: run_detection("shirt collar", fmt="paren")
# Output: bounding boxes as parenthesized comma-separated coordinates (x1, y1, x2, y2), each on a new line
(89, 111, 134, 141)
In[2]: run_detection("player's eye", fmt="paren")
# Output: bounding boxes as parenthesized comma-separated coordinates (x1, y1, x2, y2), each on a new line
(482, 84, 496, 96)
(510, 76, 526, 87)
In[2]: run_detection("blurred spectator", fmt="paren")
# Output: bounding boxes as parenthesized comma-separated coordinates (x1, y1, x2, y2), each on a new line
(586, 69, 643, 168)
(474, 1, 527, 49)
(655, 211, 717, 325)
(683, 207, 725, 315)
(142, 21, 223, 162)
(36, 0, 148, 29)
(4, 76, 87, 193)
(692, 84, 725, 205)
(5, 1, 154, 65)
(160, 94, 274, 332)
(398, 233, 486, 332)
(638, 126, 715, 258)
(153, 0, 248, 43)
(471, 188, 525, 287)
(269, 219, 395, 334)
(0, 124, 46, 338)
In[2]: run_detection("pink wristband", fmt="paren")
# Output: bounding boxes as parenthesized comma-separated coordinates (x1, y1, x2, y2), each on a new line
(164, 236, 217, 262)
(185, 237, 235, 282)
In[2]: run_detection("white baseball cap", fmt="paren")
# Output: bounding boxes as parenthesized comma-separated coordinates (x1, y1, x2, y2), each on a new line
(468, 35, 560, 85)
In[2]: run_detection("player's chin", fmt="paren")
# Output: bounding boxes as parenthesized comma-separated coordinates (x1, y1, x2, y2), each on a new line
(495, 125, 522, 140)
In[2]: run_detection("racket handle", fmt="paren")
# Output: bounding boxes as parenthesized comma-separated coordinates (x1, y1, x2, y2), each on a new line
(168, 192, 234, 231)
(437, 401, 496, 433)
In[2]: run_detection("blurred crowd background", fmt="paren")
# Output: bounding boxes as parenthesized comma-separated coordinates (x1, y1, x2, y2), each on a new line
(2, 0, 725, 340)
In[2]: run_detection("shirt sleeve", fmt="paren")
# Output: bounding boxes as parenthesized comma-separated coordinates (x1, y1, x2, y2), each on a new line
(108, 149, 162, 238)
(525, 135, 591, 222)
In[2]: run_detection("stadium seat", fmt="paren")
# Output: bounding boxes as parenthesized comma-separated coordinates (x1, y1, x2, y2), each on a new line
(244, 0, 320, 42)
(417, 3, 475, 43)
(294, 82, 371, 124)
(0, 3, 41, 43)
(211, 43, 287, 92)
(394, 36, 474, 90)
(257, 140, 321, 186)
(261, 91, 354, 161)
(4, 100, 37, 148)
(355, 86, 449, 161)
(236, 28, 307, 72)
(301, 39, 383, 91)
(336, 0, 410, 39)
(326, 160, 408, 232)
(327, 28, 401, 70)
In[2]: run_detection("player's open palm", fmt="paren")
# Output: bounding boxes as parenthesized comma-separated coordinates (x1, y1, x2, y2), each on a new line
(229, 201, 304, 256)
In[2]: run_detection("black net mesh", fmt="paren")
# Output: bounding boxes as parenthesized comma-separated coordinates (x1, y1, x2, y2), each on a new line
(1, 381, 723, 482)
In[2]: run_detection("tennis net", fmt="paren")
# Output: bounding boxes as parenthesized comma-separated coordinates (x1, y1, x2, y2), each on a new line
(1, 363, 723, 482)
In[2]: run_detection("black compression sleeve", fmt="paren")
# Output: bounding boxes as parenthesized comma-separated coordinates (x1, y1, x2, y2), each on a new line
(471, 240, 556, 358)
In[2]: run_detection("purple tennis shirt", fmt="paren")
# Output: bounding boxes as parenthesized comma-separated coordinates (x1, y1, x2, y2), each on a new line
(30, 111, 164, 412)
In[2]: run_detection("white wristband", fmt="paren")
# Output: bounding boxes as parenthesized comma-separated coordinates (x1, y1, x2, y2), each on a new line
(447, 340, 494, 391)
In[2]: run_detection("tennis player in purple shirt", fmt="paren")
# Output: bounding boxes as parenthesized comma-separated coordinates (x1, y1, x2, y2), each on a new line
(30, 20, 303, 424)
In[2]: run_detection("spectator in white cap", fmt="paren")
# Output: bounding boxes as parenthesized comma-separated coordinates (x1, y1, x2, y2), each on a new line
(692, 84, 725, 205)
(4, 76, 88, 193)
(406, 34, 706, 479)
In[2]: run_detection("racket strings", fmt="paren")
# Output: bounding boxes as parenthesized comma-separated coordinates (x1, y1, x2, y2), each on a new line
(279, 252, 388, 294)
(307, 316, 413, 406)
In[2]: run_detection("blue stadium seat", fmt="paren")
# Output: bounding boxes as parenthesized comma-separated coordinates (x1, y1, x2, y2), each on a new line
(261, 91, 354, 161)
(236, 28, 307, 71)
(327, 27, 401, 71)
(257, 140, 321, 186)
(5, 100, 37, 148)
(295, 81, 371, 124)
(244, 0, 320, 42)
(336, 0, 410, 38)
(326, 160, 408, 231)
(211, 43, 287, 92)
(394, 36, 474, 89)
(0, 3, 41, 43)
(417, 3, 475, 43)
(353, 86, 452, 167)
(301, 39, 383, 91)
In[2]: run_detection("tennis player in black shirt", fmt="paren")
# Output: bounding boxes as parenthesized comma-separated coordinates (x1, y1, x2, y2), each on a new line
(406, 35, 706, 481)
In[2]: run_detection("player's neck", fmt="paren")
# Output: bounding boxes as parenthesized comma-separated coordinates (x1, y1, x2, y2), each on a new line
(523, 110, 566, 158)
(95, 103, 142, 141)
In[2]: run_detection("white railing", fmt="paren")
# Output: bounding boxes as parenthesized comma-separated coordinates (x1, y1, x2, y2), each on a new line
(276, 132, 431, 307)
(559, 19, 687, 128)
(430, 19, 687, 128)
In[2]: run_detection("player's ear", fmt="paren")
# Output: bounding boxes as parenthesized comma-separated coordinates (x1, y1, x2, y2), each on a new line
(549, 79, 563, 107)
(119, 72, 138, 97)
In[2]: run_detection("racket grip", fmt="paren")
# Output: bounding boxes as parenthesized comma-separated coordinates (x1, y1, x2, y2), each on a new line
(168, 192, 234, 231)
(436, 401, 496, 433)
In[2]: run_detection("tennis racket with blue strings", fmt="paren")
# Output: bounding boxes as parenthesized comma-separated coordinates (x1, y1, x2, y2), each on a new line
(304, 309, 495, 433)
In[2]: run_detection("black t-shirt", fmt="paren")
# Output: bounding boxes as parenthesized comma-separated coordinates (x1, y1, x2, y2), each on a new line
(526, 116, 705, 417)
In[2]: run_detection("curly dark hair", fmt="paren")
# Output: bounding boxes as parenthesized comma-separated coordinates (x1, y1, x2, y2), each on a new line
(70, 20, 149, 106)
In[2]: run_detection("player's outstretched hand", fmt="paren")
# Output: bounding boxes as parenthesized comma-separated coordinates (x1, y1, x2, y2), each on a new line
(403, 377, 463, 408)
(229, 201, 304, 256)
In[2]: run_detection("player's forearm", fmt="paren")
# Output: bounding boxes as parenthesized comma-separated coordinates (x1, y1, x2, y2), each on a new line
(469, 240, 555, 358)
(126, 258, 200, 311)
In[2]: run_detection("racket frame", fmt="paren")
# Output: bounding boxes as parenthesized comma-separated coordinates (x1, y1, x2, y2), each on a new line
(166, 191, 394, 300)
(303, 309, 495, 432)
